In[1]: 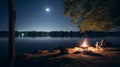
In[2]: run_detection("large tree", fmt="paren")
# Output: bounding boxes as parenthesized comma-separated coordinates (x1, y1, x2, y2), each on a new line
(8, 0, 16, 67)
(64, 0, 120, 32)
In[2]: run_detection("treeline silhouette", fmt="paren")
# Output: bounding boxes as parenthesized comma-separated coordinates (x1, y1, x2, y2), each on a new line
(0, 31, 120, 37)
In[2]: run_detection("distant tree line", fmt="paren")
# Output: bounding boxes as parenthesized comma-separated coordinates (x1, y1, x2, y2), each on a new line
(0, 31, 120, 37)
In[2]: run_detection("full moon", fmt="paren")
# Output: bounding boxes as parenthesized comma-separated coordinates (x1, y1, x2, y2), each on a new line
(46, 8, 50, 12)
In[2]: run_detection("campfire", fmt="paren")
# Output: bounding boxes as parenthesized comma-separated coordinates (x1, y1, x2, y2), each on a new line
(74, 38, 90, 52)
(80, 38, 89, 51)
(75, 38, 102, 52)
(67, 38, 105, 54)
(81, 39, 89, 47)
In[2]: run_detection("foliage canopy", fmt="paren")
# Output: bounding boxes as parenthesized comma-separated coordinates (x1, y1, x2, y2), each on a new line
(64, 0, 120, 32)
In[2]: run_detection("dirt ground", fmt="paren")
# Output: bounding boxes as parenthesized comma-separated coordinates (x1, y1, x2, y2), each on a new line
(0, 47, 120, 67)
(14, 48, 120, 67)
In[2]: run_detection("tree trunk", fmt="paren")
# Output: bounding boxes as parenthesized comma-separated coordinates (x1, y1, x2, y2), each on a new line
(8, 0, 16, 67)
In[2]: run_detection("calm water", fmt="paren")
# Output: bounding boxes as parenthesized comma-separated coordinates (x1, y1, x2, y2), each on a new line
(0, 36, 120, 59)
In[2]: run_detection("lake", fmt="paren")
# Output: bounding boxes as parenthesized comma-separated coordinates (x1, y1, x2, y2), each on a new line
(0, 36, 120, 59)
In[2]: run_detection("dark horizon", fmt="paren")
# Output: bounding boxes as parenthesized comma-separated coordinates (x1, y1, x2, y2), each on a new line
(1, 30, 120, 38)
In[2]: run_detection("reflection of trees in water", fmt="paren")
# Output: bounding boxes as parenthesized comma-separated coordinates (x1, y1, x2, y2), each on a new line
(1, 31, 120, 37)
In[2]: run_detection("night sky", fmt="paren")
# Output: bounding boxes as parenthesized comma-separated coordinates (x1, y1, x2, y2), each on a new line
(0, 0, 79, 31)
(0, 0, 120, 32)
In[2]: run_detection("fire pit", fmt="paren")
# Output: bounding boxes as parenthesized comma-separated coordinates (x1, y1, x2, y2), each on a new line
(80, 45, 89, 51)
(66, 38, 93, 54)
(67, 38, 100, 54)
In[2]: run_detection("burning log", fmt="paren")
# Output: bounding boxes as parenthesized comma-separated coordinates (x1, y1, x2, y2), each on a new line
(67, 47, 78, 54)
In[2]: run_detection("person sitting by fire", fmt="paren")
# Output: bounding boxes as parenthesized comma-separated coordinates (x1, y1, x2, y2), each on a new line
(95, 39, 106, 51)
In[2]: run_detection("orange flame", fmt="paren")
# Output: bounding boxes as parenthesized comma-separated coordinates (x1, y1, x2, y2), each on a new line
(81, 38, 89, 47)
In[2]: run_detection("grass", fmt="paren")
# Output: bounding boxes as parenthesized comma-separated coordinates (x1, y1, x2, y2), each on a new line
(14, 47, 120, 67)
(105, 47, 120, 51)
(0, 47, 120, 67)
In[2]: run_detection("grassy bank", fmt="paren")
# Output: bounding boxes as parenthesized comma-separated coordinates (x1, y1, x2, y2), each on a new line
(0, 47, 120, 67)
